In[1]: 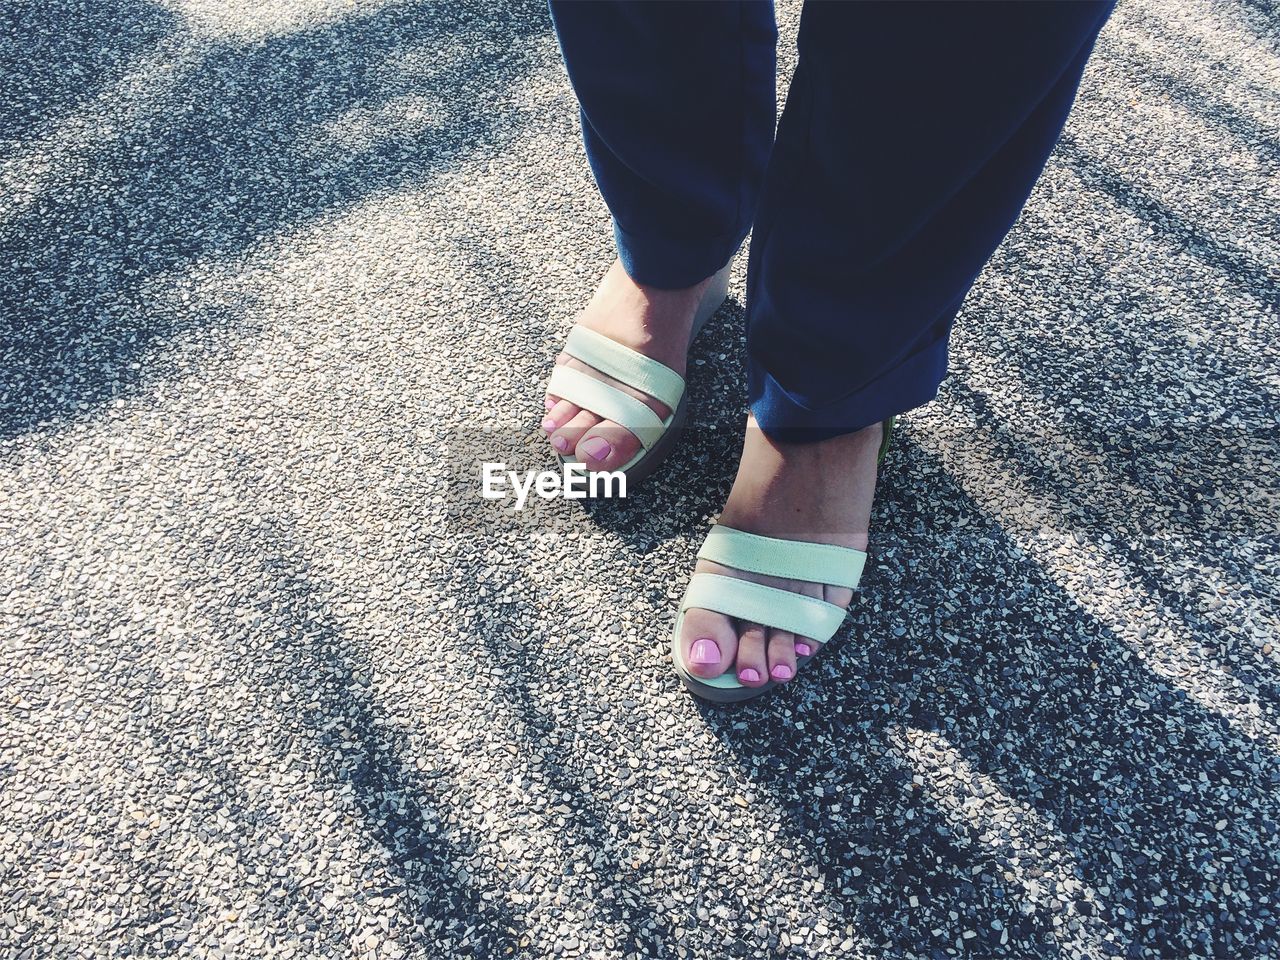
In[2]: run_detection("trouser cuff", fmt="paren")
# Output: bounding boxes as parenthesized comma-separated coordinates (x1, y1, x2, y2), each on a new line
(613, 218, 745, 290)
(749, 335, 950, 443)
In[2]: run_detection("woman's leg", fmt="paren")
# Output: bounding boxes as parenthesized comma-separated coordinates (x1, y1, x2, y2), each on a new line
(747, 0, 1117, 441)
(679, 1, 1116, 687)
(547, 0, 776, 289)
(540, 1, 776, 471)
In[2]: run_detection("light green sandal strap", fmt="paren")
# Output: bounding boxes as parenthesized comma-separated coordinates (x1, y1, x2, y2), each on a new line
(548, 365, 670, 450)
(879, 416, 896, 465)
(697, 525, 866, 590)
(564, 327, 686, 412)
(680, 572, 847, 643)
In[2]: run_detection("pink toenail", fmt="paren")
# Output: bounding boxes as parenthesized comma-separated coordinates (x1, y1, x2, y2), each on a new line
(689, 638, 719, 666)
(771, 664, 794, 681)
(795, 642, 813, 657)
(541, 417, 556, 433)
(552, 436, 569, 453)
(544, 397, 556, 411)
(581, 437, 612, 461)
(739, 667, 761, 684)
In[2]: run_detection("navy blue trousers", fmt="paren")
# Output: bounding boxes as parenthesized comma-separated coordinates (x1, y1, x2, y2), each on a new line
(547, 0, 1115, 441)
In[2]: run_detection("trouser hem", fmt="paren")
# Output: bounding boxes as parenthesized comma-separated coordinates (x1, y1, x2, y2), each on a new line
(749, 334, 950, 443)
(613, 218, 746, 290)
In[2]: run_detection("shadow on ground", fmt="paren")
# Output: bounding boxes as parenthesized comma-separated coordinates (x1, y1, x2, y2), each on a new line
(691, 429, 1279, 957)
(0, 0, 550, 441)
(4, 0, 1277, 956)
(0, 0, 177, 145)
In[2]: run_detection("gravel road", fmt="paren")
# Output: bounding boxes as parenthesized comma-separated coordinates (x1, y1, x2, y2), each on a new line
(2, 0, 1278, 957)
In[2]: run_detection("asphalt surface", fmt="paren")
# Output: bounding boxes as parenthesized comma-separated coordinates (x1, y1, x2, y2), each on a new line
(2, 0, 1278, 958)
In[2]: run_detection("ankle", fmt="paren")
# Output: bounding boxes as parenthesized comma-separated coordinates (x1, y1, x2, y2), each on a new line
(579, 260, 712, 367)
(718, 418, 882, 547)
(592, 260, 709, 312)
(738, 418, 882, 477)
(766, 420, 883, 466)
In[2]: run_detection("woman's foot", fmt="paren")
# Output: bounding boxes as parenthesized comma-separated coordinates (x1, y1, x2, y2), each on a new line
(542, 260, 716, 472)
(678, 417, 884, 688)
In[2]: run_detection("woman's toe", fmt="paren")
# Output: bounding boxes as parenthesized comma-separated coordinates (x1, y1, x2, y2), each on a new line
(543, 398, 580, 438)
(734, 621, 769, 687)
(575, 422, 642, 472)
(680, 609, 739, 679)
(766, 629, 797, 682)
(550, 410, 600, 456)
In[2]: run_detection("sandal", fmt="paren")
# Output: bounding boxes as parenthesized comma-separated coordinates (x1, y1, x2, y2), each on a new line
(671, 417, 896, 702)
(547, 258, 733, 484)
